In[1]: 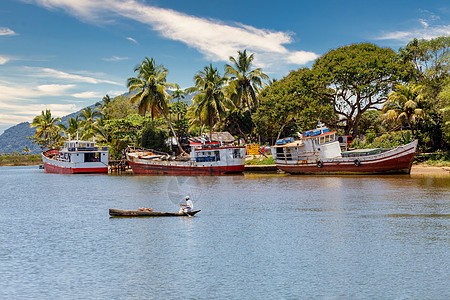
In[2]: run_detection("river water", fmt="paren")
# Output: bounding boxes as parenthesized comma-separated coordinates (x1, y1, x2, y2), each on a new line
(1, 166, 449, 299)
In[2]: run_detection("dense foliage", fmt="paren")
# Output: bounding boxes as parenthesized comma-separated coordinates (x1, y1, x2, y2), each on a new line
(253, 68, 334, 140)
(22, 37, 448, 159)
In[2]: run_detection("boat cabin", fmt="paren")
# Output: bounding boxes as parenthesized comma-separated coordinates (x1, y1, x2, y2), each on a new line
(273, 122, 342, 162)
(189, 141, 244, 163)
(52, 139, 109, 164)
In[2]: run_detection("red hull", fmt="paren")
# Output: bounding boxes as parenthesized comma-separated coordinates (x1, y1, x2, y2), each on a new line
(277, 150, 415, 175)
(128, 161, 244, 175)
(43, 162, 108, 174)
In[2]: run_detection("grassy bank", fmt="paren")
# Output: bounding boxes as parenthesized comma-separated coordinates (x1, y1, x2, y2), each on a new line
(0, 154, 42, 166)
(245, 156, 275, 165)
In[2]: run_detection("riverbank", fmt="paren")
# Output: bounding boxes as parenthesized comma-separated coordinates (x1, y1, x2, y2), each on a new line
(410, 164, 450, 175)
(0, 154, 41, 167)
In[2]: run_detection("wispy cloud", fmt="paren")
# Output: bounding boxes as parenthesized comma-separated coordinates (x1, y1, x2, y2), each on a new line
(72, 91, 104, 98)
(0, 27, 17, 36)
(29, 0, 318, 68)
(377, 10, 449, 42)
(0, 56, 10, 65)
(25, 67, 122, 85)
(102, 55, 129, 62)
(126, 37, 138, 44)
(377, 25, 450, 42)
(0, 99, 79, 123)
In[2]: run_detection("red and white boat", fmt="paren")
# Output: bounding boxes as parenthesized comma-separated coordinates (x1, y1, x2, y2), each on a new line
(272, 122, 417, 175)
(126, 134, 246, 175)
(42, 138, 109, 174)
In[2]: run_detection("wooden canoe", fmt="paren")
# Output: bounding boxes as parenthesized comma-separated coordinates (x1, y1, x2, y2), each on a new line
(109, 208, 201, 217)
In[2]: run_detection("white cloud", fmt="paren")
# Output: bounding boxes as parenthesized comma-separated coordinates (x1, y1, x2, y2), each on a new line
(377, 10, 450, 42)
(72, 91, 104, 98)
(126, 37, 138, 44)
(0, 83, 74, 101)
(0, 27, 16, 36)
(25, 67, 122, 85)
(377, 25, 450, 42)
(0, 100, 79, 124)
(37, 84, 76, 93)
(0, 56, 10, 65)
(102, 56, 129, 62)
(29, 0, 318, 67)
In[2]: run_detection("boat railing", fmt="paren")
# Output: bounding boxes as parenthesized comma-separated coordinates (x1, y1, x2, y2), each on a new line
(126, 146, 170, 157)
(276, 150, 318, 162)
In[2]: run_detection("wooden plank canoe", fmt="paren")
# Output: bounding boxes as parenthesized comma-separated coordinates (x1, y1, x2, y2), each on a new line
(109, 208, 201, 217)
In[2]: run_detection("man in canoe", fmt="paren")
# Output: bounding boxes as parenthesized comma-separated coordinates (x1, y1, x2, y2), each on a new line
(179, 196, 194, 213)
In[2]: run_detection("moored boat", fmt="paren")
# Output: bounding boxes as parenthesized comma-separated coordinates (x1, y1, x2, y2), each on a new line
(109, 208, 201, 217)
(126, 132, 246, 175)
(273, 122, 417, 175)
(42, 138, 109, 174)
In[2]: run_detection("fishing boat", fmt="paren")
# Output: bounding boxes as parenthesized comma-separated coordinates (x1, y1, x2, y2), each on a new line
(109, 208, 201, 217)
(42, 137, 109, 174)
(126, 132, 246, 175)
(272, 122, 417, 175)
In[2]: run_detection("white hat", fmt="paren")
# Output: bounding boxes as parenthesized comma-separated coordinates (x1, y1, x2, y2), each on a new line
(185, 196, 190, 200)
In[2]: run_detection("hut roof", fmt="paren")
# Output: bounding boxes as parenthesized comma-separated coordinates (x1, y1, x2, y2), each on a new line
(188, 132, 235, 144)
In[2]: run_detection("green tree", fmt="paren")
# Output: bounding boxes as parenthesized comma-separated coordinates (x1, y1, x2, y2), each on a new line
(358, 110, 383, 135)
(104, 95, 138, 119)
(22, 146, 30, 154)
(170, 101, 189, 138)
(438, 78, 450, 149)
(171, 89, 186, 102)
(140, 124, 170, 153)
(399, 36, 449, 150)
(78, 107, 102, 139)
(29, 109, 62, 149)
(58, 116, 82, 139)
(313, 43, 411, 137)
(381, 83, 424, 131)
(225, 50, 269, 116)
(127, 57, 185, 154)
(253, 68, 334, 140)
(187, 64, 229, 141)
(399, 36, 450, 97)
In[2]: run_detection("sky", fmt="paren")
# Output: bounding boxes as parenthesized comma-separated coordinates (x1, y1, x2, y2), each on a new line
(0, 0, 449, 134)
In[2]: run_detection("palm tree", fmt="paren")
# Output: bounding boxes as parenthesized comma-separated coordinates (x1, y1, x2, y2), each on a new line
(381, 84, 424, 130)
(22, 146, 30, 154)
(30, 109, 61, 140)
(95, 94, 112, 119)
(58, 116, 82, 139)
(171, 89, 186, 102)
(127, 57, 185, 154)
(187, 64, 229, 141)
(224, 50, 269, 115)
(79, 107, 102, 139)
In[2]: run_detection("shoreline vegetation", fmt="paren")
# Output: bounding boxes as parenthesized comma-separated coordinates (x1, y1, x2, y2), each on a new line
(1, 153, 448, 175)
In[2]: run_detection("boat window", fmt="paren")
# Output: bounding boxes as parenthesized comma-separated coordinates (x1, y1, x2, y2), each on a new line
(233, 149, 241, 158)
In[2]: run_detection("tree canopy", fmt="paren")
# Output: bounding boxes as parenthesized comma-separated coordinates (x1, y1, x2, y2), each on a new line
(313, 43, 412, 137)
(253, 68, 334, 140)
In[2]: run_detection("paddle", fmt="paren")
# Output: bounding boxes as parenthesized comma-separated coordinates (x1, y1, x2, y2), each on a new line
(180, 203, 193, 217)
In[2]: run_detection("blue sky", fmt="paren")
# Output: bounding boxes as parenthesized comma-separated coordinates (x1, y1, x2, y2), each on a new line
(0, 0, 449, 134)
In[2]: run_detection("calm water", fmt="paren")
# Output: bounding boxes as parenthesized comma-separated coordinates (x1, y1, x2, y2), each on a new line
(0, 166, 449, 299)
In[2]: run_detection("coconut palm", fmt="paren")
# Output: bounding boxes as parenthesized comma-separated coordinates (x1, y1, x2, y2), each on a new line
(127, 57, 185, 154)
(224, 50, 269, 115)
(30, 109, 61, 140)
(171, 89, 186, 102)
(79, 107, 102, 139)
(58, 116, 82, 139)
(187, 64, 229, 141)
(381, 83, 424, 130)
(22, 146, 30, 154)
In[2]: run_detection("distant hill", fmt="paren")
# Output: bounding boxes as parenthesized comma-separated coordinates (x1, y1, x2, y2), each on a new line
(0, 92, 193, 154)
(0, 108, 87, 155)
